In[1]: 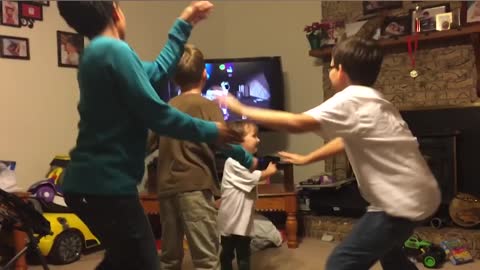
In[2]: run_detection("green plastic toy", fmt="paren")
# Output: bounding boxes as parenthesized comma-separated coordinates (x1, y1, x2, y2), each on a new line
(403, 235, 446, 269)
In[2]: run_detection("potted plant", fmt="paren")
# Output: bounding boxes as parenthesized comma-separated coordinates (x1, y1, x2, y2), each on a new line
(304, 22, 329, 49)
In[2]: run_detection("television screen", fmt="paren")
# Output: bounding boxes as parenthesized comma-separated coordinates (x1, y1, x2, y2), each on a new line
(156, 56, 285, 122)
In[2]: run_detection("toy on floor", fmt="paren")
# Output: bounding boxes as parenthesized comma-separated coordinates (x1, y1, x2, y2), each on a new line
(25, 197, 101, 265)
(403, 235, 446, 268)
(440, 239, 474, 265)
(28, 155, 69, 203)
(36, 211, 100, 265)
(21, 156, 102, 264)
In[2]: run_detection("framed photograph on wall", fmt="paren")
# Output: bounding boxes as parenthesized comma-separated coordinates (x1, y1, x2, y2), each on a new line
(57, 31, 84, 68)
(463, 1, 480, 24)
(19, 2, 43, 21)
(0, 35, 30, 60)
(381, 15, 411, 38)
(1, 1, 20, 27)
(363, 1, 403, 15)
(411, 4, 450, 32)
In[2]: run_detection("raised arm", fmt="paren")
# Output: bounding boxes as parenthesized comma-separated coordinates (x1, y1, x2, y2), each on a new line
(141, 19, 191, 84)
(278, 137, 345, 165)
(142, 1, 214, 84)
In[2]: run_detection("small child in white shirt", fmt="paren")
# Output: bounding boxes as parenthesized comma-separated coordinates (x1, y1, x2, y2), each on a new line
(217, 121, 277, 270)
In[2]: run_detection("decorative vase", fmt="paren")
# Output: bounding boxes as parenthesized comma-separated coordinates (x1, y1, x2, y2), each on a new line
(307, 34, 321, 49)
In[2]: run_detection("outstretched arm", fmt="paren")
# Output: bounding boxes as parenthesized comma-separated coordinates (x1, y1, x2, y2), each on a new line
(278, 137, 345, 165)
(112, 42, 243, 145)
(218, 94, 320, 133)
(141, 19, 191, 84)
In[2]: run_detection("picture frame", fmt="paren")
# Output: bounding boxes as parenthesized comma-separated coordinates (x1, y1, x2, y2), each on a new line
(436, 12, 453, 31)
(362, 1, 403, 15)
(345, 20, 368, 38)
(1, 1, 20, 27)
(57, 31, 84, 68)
(321, 21, 346, 46)
(0, 160, 16, 171)
(451, 7, 462, 28)
(32, 1, 50, 7)
(463, 0, 480, 24)
(0, 35, 30, 60)
(381, 15, 412, 38)
(410, 4, 450, 33)
(19, 2, 43, 21)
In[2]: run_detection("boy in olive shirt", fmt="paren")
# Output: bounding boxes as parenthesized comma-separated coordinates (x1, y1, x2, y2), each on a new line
(149, 45, 254, 270)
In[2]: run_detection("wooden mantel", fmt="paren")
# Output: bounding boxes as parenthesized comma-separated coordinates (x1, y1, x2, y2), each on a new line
(308, 24, 480, 97)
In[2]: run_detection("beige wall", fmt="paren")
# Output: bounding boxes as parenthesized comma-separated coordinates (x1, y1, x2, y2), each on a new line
(0, 5, 81, 189)
(1, 1, 325, 188)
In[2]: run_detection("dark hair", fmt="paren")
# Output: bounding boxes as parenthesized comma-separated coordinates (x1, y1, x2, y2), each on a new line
(57, 1, 116, 39)
(174, 44, 205, 89)
(332, 37, 383, 86)
(226, 121, 258, 138)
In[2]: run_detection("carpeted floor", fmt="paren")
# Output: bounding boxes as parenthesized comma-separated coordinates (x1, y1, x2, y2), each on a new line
(28, 238, 477, 270)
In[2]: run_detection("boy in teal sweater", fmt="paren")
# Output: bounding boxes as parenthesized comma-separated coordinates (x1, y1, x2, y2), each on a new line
(57, 2, 252, 270)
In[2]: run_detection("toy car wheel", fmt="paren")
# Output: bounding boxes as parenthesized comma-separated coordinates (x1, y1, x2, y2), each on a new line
(423, 255, 437, 268)
(35, 185, 55, 203)
(49, 230, 84, 264)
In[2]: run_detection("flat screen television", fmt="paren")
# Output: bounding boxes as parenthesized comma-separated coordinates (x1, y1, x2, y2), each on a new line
(156, 56, 285, 123)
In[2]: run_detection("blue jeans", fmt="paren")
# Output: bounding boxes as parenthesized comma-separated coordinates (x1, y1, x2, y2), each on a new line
(326, 211, 418, 270)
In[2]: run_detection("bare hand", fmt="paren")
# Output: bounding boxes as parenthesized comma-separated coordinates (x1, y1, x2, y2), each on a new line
(179, 1, 214, 26)
(278, 151, 309, 165)
(214, 198, 221, 209)
(215, 122, 244, 145)
(265, 162, 278, 175)
(215, 93, 244, 115)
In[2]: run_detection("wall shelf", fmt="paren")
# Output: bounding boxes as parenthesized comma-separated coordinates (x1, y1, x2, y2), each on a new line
(308, 23, 480, 97)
